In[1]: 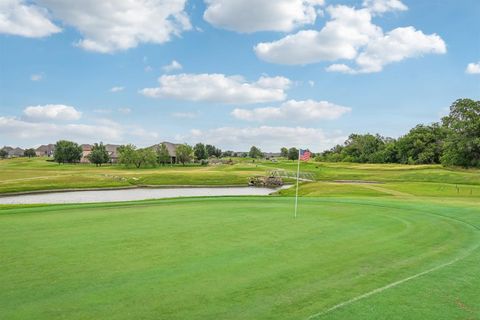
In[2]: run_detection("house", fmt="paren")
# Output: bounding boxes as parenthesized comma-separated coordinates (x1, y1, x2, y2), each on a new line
(264, 152, 281, 160)
(35, 144, 55, 157)
(80, 144, 92, 163)
(1, 146, 24, 158)
(9, 147, 25, 158)
(150, 141, 180, 164)
(1, 146, 13, 157)
(105, 144, 121, 163)
(79, 144, 121, 164)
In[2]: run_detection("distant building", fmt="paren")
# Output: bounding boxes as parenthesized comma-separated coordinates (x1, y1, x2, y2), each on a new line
(2, 146, 13, 157)
(9, 147, 25, 158)
(1, 146, 24, 158)
(105, 144, 121, 163)
(80, 144, 92, 163)
(150, 141, 180, 164)
(35, 144, 55, 157)
(80, 144, 121, 164)
(264, 152, 281, 159)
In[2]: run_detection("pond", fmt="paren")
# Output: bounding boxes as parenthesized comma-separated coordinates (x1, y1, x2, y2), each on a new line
(0, 186, 289, 204)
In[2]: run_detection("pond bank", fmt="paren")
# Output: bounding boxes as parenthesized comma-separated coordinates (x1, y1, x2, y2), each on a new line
(0, 186, 291, 204)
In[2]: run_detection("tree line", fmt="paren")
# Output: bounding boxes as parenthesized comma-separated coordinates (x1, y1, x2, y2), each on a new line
(42, 140, 271, 167)
(118, 143, 270, 167)
(316, 99, 480, 168)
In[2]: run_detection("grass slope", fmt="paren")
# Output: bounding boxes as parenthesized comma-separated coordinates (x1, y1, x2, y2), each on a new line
(1, 197, 479, 319)
(0, 157, 479, 194)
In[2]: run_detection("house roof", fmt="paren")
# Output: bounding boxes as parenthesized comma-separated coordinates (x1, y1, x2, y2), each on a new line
(9, 147, 24, 156)
(150, 141, 180, 157)
(36, 144, 55, 152)
(105, 144, 121, 157)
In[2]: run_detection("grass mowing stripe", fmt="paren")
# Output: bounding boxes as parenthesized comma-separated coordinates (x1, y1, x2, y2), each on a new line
(307, 243, 480, 319)
(2, 197, 478, 319)
(306, 199, 480, 319)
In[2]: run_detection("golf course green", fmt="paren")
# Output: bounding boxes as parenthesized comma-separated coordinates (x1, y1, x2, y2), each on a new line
(1, 196, 479, 319)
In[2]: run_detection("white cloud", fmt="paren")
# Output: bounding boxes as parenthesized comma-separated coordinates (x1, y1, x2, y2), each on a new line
(466, 62, 480, 74)
(27, 0, 191, 53)
(0, 116, 122, 142)
(232, 99, 351, 122)
(204, 0, 324, 33)
(162, 60, 183, 72)
(255, 6, 382, 65)
(30, 74, 43, 81)
(140, 73, 291, 104)
(110, 86, 125, 93)
(0, 0, 61, 37)
(308, 80, 315, 87)
(23, 104, 82, 121)
(254, 5, 446, 73)
(0, 116, 158, 145)
(362, 0, 407, 14)
(325, 63, 356, 74)
(181, 126, 346, 151)
(355, 26, 446, 73)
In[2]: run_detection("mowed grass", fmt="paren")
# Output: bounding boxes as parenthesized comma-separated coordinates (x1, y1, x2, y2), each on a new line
(0, 157, 265, 193)
(1, 197, 479, 319)
(278, 181, 480, 199)
(1, 157, 479, 194)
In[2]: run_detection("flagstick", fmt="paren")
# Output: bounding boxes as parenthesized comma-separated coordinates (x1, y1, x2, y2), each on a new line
(294, 148, 301, 219)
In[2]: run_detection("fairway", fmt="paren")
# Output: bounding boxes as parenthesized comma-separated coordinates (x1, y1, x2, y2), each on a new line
(1, 197, 479, 319)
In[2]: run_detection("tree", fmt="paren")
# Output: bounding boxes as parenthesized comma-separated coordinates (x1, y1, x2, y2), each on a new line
(135, 148, 157, 168)
(441, 99, 480, 167)
(157, 143, 171, 165)
(280, 147, 288, 158)
(206, 144, 222, 158)
(176, 144, 193, 165)
(118, 145, 157, 168)
(0, 148, 8, 159)
(396, 124, 445, 164)
(194, 143, 207, 160)
(341, 134, 386, 163)
(53, 140, 82, 164)
(381, 139, 398, 164)
(318, 134, 392, 163)
(248, 146, 263, 159)
(118, 144, 137, 167)
(288, 147, 299, 160)
(222, 150, 234, 157)
(205, 144, 215, 157)
(24, 148, 36, 158)
(87, 142, 110, 166)
(317, 145, 345, 162)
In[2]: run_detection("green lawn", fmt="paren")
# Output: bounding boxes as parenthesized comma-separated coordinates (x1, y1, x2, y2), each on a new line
(1, 157, 479, 319)
(1, 197, 479, 319)
(0, 157, 265, 193)
(0, 157, 479, 194)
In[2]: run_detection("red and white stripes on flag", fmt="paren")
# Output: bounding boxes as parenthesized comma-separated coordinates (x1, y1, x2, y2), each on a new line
(299, 149, 311, 161)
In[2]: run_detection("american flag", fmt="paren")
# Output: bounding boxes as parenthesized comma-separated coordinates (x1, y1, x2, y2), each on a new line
(299, 149, 311, 161)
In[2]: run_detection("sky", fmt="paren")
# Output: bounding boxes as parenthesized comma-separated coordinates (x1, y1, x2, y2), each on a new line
(0, 0, 479, 152)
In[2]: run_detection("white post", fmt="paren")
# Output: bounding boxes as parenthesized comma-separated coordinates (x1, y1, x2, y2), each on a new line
(294, 148, 301, 219)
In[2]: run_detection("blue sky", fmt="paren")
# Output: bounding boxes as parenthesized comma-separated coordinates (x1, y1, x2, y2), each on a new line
(1, 0, 479, 151)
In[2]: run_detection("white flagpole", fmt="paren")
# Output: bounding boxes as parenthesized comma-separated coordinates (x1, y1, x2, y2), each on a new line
(294, 148, 301, 219)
